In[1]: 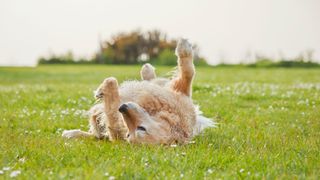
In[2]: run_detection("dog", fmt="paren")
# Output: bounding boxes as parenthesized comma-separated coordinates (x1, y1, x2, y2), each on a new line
(62, 39, 216, 144)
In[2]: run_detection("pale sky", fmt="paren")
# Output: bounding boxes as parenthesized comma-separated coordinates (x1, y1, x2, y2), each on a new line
(0, 0, 319, 66)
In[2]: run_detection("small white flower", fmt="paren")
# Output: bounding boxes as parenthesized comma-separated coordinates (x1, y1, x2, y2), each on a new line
(0, 170, 4, 174)
(3, 167, 10, 171)
(207, 169, 213, 174)
(10, 170, 21, 177)
(19, 157, 26, 163)
(170, 144, 177, 148)
(104, 172, 109, 176)
(109, 176, 115, 180)
(239, 169, 245, 173)
(180, 173, 184, 178)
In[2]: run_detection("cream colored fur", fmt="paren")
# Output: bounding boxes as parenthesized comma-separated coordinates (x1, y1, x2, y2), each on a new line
(62, 39, 215, 144)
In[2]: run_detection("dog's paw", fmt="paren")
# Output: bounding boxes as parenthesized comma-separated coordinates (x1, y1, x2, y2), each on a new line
(94, 87, 104, 99)
(175, 39, 193, 58)
(94, 81, 105, 100)
(141, 63, 156, 80)
(62, 129, 82, 139)
(102, 77, 118, 91)
(141, 63, 155, 73)
(94, 77, 117, 99)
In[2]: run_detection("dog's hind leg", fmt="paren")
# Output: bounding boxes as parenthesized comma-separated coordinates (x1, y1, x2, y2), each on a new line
(140, 63, 156, 80)
(62, 129, 94, 139)
(101, 77, 127, 141)
(170, 39, 195, 97)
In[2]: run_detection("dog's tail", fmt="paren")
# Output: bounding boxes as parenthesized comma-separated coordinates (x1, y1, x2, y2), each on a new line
(193, 105, 217, 136)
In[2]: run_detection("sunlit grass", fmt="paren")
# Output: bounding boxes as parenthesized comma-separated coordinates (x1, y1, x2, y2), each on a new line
(0, 65, 319, 179)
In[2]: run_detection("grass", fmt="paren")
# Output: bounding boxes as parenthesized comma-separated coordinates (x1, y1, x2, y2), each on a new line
(0, 65, 319, 179)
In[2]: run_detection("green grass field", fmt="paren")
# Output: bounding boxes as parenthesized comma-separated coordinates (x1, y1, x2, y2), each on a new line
(0, 65, 319, 179)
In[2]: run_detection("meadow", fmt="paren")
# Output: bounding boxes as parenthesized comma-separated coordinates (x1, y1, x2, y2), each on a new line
(0, 65, 319, 179)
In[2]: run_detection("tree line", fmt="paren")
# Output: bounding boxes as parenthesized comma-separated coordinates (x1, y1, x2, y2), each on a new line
(38, 30, 208, 66)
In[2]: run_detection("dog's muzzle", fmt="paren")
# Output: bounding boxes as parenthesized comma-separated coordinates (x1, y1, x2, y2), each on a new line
(118, 104, 129, 113)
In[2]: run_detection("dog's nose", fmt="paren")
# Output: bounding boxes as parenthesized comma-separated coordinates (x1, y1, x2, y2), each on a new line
(119, 104, 129, 113)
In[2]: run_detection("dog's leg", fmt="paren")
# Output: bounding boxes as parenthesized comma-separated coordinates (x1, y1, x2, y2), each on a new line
(140, 63, 156, 80)
(88, 112, 108, 139)
(171, 39, 195, 97)
(62, 129, 94, 139)
(101, 77, 127, 141)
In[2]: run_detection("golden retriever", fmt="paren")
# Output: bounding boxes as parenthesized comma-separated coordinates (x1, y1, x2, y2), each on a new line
(62, 39, 215, 144)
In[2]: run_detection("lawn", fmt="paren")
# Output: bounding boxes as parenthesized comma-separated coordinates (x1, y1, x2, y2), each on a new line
(0, 65, 319, 179)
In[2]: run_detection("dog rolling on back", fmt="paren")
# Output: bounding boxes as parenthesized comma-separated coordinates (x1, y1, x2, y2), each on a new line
(62, 39, 216, 144)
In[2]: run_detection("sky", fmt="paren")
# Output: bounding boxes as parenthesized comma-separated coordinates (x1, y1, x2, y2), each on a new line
(0, 0, 319, 66)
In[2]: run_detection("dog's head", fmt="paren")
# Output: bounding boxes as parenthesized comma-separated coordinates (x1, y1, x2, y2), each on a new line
(93, 81, 191, 144)
(119, 102, 181, 144)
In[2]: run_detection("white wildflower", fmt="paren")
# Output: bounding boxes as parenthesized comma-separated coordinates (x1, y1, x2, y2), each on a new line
(19, 157, 26, 163)
(9, 170, 21, 177)
(3, 167, 10, 171)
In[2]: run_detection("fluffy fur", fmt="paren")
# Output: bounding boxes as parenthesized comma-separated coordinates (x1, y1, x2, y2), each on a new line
(62, 39, 216, 144)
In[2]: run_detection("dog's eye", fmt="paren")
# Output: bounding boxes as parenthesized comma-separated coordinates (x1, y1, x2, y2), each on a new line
(137, 126, 146, 131)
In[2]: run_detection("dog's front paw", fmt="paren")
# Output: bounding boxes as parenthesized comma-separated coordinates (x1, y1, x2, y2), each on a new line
(101, 77, 118, 93)
(175, 39, 193, 58)
(94, 87, 104, 99)
(94, 77, 116, 99)
(94, 82, 105, 100)
(62, 129, 82, 139)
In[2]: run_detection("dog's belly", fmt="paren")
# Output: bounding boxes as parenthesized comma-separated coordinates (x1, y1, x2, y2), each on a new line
(119, 81, 195, 117)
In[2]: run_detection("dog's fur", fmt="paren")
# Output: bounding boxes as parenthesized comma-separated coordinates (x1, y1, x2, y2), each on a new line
(62, 39, 215, 144)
